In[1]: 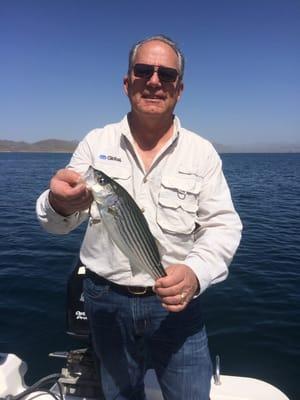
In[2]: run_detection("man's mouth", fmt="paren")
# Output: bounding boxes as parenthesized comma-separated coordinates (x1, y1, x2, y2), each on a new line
(142, 93, 165, 100)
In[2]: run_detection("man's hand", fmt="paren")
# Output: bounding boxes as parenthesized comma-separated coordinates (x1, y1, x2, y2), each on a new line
(49, 169, 93, 216)
(154, 264, 200, 312)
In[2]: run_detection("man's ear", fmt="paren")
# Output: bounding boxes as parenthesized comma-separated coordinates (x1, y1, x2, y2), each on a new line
(176, 81, 184, 101)
(123, 75, 129, 96)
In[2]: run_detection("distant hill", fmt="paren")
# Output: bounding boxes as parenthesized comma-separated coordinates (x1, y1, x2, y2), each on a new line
(212, 142, 300, 153)
(0, 139, 299, 153)
(0, 139, 78, 153)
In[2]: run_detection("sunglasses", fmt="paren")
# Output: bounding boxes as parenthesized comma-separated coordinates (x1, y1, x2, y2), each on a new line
(133, 63, 179, 83)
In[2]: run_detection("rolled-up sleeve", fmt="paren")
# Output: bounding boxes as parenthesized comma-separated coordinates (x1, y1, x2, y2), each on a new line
(184, 150, 242, 294)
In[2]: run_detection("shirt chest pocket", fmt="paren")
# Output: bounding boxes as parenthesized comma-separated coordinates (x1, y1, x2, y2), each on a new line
(157, 175, 203, 235)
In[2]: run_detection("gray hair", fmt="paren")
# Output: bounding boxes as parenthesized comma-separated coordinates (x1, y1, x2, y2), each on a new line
(128, 34, 185, 79)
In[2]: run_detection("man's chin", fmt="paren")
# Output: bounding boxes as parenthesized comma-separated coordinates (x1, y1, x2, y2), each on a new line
(139, 105, 166, 115)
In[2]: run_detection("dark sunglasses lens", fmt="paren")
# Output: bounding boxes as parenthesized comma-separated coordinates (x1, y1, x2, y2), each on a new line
(158, 67, 178, 82)
(133, 64, 154, 79)
(133, 64, 178, 82)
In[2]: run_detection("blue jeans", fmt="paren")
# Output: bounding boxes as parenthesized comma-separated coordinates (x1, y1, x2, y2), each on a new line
(84, 275, 212, 400)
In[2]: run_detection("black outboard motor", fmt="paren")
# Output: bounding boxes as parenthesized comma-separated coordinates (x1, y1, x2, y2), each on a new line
(51, 259, 103, 398)
(66, 259, 90, 339)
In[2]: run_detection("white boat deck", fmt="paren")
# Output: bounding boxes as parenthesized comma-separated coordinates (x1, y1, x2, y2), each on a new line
(0, 353, 290, 400)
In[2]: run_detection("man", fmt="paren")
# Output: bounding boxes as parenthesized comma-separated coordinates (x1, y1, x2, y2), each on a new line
(36, 35, 242, 400)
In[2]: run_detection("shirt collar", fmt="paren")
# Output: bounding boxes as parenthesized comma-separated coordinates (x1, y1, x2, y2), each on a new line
(120, 114, 132, 140)
(120, 114, 181, 145)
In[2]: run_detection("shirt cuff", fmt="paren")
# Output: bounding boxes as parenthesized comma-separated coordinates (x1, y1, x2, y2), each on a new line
(184, 255, 212, 296)
(37, 189, 80, 232)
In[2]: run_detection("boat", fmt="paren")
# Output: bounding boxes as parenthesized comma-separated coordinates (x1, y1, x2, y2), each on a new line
(0, 262, 290, 400)
(0, 350, 289, 399)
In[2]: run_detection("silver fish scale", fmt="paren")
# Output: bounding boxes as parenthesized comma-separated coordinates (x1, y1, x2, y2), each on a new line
(117, 196, 163, 279)
(92, 167, 166, 280)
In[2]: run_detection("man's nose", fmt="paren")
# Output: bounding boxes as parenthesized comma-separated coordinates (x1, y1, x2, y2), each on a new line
(147, 70, 161, 86)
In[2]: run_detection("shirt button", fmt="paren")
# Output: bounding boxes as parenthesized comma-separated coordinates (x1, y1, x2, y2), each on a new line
(140, 207, 145, 213)
(143, 177, 147, 183)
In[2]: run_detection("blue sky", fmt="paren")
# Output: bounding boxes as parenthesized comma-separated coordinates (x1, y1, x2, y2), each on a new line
(0, 0, 299, 145)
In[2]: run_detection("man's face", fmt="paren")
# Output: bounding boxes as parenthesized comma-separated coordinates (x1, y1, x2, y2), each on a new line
(124, 40, 184, 119)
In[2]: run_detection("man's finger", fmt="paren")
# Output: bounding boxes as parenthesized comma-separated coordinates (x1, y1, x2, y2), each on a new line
(159, 291, 188, 306)
(161, 302, 187, 313)
(51, 181, 87, 200)
(55, 168, 83, 185)
(50, 168, 88, 200)
(154, 281, 182, 297)
(155, 268, 183, 288)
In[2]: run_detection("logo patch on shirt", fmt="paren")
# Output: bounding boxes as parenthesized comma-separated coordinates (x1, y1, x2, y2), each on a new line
(99, 154, 122, 162)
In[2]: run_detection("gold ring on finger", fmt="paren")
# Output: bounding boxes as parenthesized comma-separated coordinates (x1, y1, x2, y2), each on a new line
(180, 292, 186, 304)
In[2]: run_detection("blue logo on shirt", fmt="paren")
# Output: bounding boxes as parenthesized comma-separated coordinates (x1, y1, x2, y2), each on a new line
(99, 154, 121, 162)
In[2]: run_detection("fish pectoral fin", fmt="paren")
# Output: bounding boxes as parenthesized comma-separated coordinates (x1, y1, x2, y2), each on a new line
(107, 205, 118, 216)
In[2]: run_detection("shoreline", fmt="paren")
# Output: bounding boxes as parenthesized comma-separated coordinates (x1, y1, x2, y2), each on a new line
(1, 151, 300, 155)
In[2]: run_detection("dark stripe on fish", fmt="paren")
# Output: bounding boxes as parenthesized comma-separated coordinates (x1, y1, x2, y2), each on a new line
(92, 167, 166, 280)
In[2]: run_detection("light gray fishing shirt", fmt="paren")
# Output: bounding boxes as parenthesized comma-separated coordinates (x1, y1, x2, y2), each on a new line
(36, 115, 242, 293)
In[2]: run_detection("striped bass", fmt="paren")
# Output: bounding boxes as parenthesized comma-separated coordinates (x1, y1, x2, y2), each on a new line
(86, 166, 166, 280)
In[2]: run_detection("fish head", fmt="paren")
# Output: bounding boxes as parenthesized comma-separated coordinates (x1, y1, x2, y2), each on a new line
(84, 166, 117, 205)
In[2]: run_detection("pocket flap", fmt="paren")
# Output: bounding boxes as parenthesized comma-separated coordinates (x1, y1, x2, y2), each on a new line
(161, 175, 202, 194)
(158, 191, 198, 213)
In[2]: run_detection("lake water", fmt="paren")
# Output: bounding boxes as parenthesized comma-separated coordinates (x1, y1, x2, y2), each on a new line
(0, 152, 299, 399)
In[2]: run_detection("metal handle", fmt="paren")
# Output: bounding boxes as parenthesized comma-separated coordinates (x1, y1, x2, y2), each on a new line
(48, 351, 68, 359)
(214, 355, 221, 385)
